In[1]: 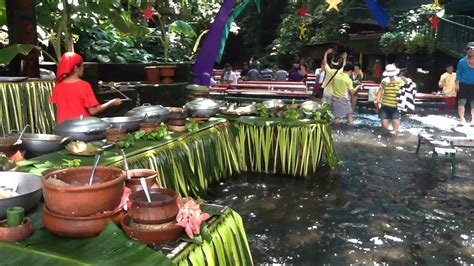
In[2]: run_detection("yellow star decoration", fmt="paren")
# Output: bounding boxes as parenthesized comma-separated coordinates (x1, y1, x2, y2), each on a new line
(326, 0, 342, 11)
(299, 24, 308, 40)
(434, 0, 439, 7)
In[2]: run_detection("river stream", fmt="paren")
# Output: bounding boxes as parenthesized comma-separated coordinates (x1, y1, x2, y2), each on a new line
(209, 112, 473, 264)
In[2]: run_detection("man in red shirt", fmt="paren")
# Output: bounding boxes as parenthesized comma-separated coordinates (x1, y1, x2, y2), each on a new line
(50, 52, 121, 124)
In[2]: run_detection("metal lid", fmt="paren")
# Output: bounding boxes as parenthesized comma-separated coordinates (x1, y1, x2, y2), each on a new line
(300, 101, 320, 113)
(125, 104, 169, 117)
(185, 98, 220, 110)
(54, 116, 111, 133)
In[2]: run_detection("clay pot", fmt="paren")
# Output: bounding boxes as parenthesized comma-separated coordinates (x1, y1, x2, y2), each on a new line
(168, 118, 187, 126)
(121, 214, 184, 244)
(168, 125, 187, 132)
(128, 188, 178, 224)
(0, 218, 33, 241)
(139, 123, 159, 133)
(42, 166, 125, 217)
(106, 128, 127, 143)
(0, 137, 23, 162)
(124, 169, 158, 192)
(42, 206, 121, 238)
(145, 66, 161, 84)
(158, 65, 176, 84)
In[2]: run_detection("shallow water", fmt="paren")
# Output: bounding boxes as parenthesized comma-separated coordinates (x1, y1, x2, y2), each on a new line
(209, 112, 474, 264)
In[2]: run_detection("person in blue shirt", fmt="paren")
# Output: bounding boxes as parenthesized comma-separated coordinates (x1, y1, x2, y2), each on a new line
(456, 42, 474, 126)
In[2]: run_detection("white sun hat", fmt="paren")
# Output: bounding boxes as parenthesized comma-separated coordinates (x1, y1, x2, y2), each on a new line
(382, 64, 400, 77)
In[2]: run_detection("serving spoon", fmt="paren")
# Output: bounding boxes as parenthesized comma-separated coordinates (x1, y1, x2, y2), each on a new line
(120, 149, 131, 179)
(14, 124, 30, 145)
(140, 177, 152, 203)
(88, 154, 101, 186)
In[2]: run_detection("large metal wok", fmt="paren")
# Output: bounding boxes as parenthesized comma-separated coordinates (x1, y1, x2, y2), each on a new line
(102, 116, 143, 132)
(8, 132, 70, 156)
(184, 98, 225, 118)
(54, 116, 111, 142)
(125, 104, 170, 123)
(0, 172, 43, 219)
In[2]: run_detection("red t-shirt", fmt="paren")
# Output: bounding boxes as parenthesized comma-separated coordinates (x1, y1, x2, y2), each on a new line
(50, 80, 99, 124)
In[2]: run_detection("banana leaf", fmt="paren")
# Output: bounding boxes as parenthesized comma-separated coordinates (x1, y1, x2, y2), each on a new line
(172, 208, 253, 266)
(0, 81, 55, 135)
(0, 207, 173, 265)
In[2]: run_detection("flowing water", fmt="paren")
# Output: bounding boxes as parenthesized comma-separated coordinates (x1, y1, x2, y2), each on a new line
(209, 111, 474, 264)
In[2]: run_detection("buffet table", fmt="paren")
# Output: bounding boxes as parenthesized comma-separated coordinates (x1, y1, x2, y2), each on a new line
(0, 204, 252, 265)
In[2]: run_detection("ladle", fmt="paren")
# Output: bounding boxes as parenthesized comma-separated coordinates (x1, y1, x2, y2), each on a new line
(15, 124, 30, 144)
(140, 177, 152, 203)
(88, 154, 101, 186)
(120, 149, 131, 179)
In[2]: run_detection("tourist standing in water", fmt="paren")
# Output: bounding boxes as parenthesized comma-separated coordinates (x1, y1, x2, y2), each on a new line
(375, 64, 404, 132)
(456, 42, 474, 126)
(331, 64, 357, 124)
(321, 49, 347, 104)
(438, 63, 458, 110)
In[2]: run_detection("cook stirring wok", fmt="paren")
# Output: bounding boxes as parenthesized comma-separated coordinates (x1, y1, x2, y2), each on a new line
(50, 52, 122, 124)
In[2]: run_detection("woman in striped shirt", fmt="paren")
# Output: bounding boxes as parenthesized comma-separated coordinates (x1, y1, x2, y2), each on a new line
(375, 64, 404, 132)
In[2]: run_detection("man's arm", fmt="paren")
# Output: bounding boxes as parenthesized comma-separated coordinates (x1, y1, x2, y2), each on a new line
(322, 48, 333, 68)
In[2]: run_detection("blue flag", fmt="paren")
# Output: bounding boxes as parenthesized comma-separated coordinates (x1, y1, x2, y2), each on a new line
(364, 0, 390, 29)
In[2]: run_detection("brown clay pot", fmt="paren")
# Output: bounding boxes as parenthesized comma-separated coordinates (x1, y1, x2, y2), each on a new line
(42, 166, 125, 217)
(0, 137, 23, 162)
(42, 206, 122, 238)
(121, 214, 184, 244)
(168, 125, 187, 132)
(128, 188, 179, 224)
(106, 128, 127, 143)
(139, 123, 159, 133)
(124, 169, 158, 192)
(144, 66, 161, 84)
(0, 218, 33, 242)
(158, 65, 176, 84)
(167, 118, 187, 126)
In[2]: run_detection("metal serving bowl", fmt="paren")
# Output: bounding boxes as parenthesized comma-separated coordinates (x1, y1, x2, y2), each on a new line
(7, 132, 70, 157)
(300, 100, 320, 115)
(0, 172, 43, 219)
(102, 116, 143, 132)
(125, 104, 170, 123)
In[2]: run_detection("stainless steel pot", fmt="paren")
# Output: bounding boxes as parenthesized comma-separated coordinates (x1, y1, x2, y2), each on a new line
(54, 116, 111, 142)
(184, 98, 222, 118)
(102, 116, 143, 132)
(125, 104, 170, 123)
(8, 132, 70, 156)
(0, 172, 42, 219)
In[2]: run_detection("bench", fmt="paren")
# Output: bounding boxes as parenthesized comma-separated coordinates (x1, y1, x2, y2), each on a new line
(416, 133, 457, 174)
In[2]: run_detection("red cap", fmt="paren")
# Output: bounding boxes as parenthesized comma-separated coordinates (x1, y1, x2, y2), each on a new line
(56, 52, 83, 82)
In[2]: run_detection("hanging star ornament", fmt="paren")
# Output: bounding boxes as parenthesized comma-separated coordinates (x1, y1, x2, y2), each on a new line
(326, 0, 342, 11)
(298, 7, 308, 17)
(142, 5, 157, 22)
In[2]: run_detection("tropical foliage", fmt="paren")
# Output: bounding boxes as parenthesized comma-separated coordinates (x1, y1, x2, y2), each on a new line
(0, 81, 55, 135)
(379, 4, 441, 54)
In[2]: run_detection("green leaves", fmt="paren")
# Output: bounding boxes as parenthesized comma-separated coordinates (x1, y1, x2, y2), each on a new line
(0, 44, 36, 66)
(185, 118, 200, 133)
(169, 20, 196, 38)
(0, 221, 173, 265)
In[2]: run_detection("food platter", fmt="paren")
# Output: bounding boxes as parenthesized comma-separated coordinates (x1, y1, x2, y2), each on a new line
(65, 141, 103, 156)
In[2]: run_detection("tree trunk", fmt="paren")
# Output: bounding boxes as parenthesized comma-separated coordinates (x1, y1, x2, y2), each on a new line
(6, 0, 39, 78)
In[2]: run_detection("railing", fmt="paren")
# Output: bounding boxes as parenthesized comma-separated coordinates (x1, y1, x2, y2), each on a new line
(437, 15, 474, 58)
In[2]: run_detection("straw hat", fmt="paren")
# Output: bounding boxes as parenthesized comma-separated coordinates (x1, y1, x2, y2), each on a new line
(382, 64, 400, 77)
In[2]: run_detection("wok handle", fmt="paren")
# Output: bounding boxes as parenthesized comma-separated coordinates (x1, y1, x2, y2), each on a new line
(60, 136, 71, 145)
(9, 129, 20, 134)
(86, 128, 104, 135)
